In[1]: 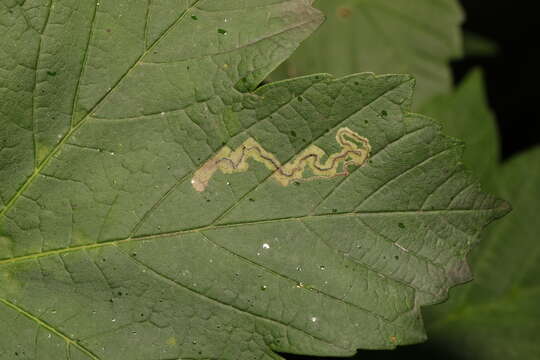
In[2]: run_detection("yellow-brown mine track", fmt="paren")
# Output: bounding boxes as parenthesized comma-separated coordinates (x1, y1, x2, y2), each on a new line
(191, 127, 371, 192)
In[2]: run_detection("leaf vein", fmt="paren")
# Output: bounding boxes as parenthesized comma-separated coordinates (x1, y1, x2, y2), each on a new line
(0, 298, 101, 360)
(199, 233, 391, 321)
(113, 244, 351, 352)
(0, 209, 501, 266)
(0, 0, 204, 221)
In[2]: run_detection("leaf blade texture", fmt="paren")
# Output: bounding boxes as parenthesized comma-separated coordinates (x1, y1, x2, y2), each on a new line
(0, 1, 507, 359)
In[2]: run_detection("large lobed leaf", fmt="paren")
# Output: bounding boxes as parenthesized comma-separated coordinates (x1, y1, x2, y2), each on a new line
(0, 1, 507, 359)
(270, 0, 464, 107)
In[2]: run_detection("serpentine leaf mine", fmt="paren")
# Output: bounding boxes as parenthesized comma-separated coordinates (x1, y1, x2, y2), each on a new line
(191, 127, 371, 192)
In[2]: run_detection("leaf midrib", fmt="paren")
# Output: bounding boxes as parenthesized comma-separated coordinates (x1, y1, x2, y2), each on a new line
(0, 208, 496, 266)
(0, 204, 504, 359)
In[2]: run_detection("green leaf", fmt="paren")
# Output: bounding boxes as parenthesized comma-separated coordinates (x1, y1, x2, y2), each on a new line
(463, 31, 500, 58)
(270, 0, 464, 107)
(0, 1, 507, 359)
(425, 147, 540, 360)
(419, 69, 538, 359)
(420, 69, 500, 187)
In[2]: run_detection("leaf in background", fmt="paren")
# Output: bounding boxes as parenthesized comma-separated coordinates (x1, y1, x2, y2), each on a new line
(425, 147, 540, 360)
(0, 1, 507, 359)
(269, 0, 464, 107)
(463, 31, 500, 58)
(419, 68, 539, 360)
(420, 69, 499, 187)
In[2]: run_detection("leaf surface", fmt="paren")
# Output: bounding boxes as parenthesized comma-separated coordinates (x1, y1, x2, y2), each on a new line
(0, 1, 506, 359)
(270, 0, 464, 106)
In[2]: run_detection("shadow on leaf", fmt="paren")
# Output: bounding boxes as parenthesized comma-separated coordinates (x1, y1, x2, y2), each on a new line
(282, 340, 465, 360)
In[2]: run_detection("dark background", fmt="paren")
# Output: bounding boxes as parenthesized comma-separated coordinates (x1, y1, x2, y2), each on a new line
(453, 1, 540, 160)
(285, 1, 538, 359)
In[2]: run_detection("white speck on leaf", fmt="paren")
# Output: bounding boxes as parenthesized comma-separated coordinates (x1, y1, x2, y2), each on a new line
(395, 242, 409, 252)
